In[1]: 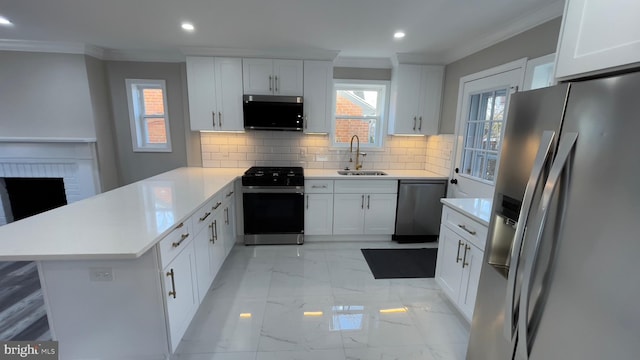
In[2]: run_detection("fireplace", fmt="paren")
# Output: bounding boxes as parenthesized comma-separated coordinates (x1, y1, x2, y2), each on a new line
(0, 140, 100, 340)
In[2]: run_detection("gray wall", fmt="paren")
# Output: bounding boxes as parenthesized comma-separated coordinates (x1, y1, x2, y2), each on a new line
(439, 18, 562, 134)
(84, 56, 120, 192)
(0, 51, 96, 139)
(106, 61, 188, 185)
(333, 67, 391, 80)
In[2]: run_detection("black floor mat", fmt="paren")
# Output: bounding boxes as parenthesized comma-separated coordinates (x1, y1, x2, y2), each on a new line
(361, 248, 438, 279)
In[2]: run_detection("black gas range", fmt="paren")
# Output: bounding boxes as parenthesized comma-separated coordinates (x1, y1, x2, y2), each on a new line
(241, 167, 305, 245)
(241, 166, 304, 187)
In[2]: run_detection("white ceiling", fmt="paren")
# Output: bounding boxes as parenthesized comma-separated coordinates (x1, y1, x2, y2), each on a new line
(0, 0, 564, 63)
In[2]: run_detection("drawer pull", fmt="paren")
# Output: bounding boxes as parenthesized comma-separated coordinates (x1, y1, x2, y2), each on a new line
(456, 240, 463, 263)
(226, 191, 234, 197)
(212, 201, 222, 210)
(458, 224, 476, 235)
(311, 185, 328, 189)
(166, 269, 176, 298)
(462, 244, 471, 268)
(199, 211, 211, 222)
(172, 233, 189, 248)
(175, 222, 184, 229)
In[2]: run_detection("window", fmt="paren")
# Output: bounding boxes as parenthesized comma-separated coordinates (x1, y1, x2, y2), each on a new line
(460, 88, 507, 182)
(332, 80, 388, 148)
(125, 79, 172, 152)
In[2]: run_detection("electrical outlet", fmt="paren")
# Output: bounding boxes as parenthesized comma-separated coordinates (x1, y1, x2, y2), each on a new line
(90, 267, 113, 281)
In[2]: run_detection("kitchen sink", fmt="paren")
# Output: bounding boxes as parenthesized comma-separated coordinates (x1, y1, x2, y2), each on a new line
(337, 170, 388, 176)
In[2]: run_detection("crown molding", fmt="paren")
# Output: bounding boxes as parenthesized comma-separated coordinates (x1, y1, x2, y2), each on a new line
(333, 56, 392, 69)
(101, 49, 185, 62)
(0, 39, 88, 55)
(440, 1, 564, 64)
(181, 46, 339, 61)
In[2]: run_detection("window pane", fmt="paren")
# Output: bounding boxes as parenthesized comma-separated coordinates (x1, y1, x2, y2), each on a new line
(145, 118, 168, 144)
(485, 153, 498, 182)
(143, 88, 165, 116)
(336, 90, 378, 116)
(493, 90, 507, 120)
(468, 94, 481, 121)
(472, 151, 485, 178)
(335, 118, 376, 144)
(480, 92, 492, 120)
(489, 122, 503, 150)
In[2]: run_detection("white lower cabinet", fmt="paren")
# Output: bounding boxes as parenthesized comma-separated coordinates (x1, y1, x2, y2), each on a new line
(305, 193, 334, 235)
(163, 240, 198, 353)
(435, 205, 487, 321)
(221, 188, 237, 256)
(332, 180, 398, 235)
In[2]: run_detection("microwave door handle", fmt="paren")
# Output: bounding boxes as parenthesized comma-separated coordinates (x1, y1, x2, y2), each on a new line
(518, 132, 578, 360)
(504, 130, 555, 343)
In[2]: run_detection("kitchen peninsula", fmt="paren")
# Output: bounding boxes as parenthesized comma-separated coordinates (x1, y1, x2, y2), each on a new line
(0, 166, 447, 359)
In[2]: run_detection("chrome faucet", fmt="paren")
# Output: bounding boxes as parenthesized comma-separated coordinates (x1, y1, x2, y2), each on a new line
(349, 135, 363, 170)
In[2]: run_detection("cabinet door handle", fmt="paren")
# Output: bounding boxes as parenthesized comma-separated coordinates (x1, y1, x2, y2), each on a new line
(306, 195, 309, 209)
(462, 244, 471, 268)
(212, 201, 222, 210)
(166, 269, 176, 298)
(172, 233, 189, 248)
(456, 240, 463, 263)
(418, 116, 423, 131)
(212, 112, 216, 127)
(199, 211, 211, 222)
(213, 220, 218, 242)
(269, 75, 273, 91)
(413, 116, 417, 131)
(209, 223, 214, 243)
(457, 224, 476, 235)
(367, 195, 370, 209)
(275, 76, 279, 92)
(361, 195, 364, 209)
(311, 185, 328, 189)
(218, 112, 222, 127)
(224, 208, 229, 225)
(304, 114, 308, 129)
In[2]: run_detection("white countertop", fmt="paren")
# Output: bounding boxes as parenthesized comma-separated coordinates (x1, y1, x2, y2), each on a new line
(305, 169, 448, 180)
(440, 198, 493, 226)
(0, 167, 244, 261)
(0, 166, 449, 261)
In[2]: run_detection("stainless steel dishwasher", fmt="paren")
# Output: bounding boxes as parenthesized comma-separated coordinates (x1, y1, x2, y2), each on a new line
(393, 180, 447, 243)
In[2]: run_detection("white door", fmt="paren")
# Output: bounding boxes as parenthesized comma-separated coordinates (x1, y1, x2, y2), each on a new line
(215, 57, 244, 131)
(449, 61, 525, 198)
(333, 194, 365, 234)
(186, 56, 216, 131)
(305, 193, 334, 235)
(363, 193, 397, 235)
(435, 225, 463, 304)
(274, 60, 303, 96)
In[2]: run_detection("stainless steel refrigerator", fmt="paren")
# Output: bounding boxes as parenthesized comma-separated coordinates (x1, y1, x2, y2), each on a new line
(467, 71, 640, 359)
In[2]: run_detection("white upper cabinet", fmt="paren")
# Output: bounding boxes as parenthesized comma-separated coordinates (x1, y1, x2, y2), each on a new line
(303, 60, 333, 133)
(555, 0, 640, 81)
(388, 64, 444, 135)
(242, 58, 303, 96)
(186, 56, 244, 131)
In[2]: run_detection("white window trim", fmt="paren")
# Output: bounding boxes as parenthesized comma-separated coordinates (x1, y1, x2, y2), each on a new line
(331, 79, 390, 150)
(125, 79, 172, 153)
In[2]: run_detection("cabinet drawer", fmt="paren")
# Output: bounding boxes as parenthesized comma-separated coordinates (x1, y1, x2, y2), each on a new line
(192, 199, 214, 236)
(305, 180, 334, 193)
(334, 180, 397, 194)
(442, 206, 488, 250)
(159, 218, 194, 268)
(222, 182, 236, 202)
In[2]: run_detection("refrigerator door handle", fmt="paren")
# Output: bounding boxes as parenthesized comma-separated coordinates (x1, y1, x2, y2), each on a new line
(518, 132, 578, 360)
(504, 130, 556, 342)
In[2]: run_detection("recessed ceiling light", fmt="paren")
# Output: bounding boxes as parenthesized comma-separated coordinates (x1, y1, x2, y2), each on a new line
(181, 22, 195, 32)
(0, 16, 13, 26)
(394, 31, 406, 39)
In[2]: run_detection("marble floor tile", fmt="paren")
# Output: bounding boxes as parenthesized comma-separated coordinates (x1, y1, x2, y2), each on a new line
(256, 349, 346, 360)
(258, 296, 343, 351)
(344, 346, 437, 360)
(175, 241, 470, 360)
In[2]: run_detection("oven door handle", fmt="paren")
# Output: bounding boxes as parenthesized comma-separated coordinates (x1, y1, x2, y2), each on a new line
(242, 187, 304, 194)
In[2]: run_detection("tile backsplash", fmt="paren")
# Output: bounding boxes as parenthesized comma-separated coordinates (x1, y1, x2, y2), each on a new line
(200, 132, 454, 176)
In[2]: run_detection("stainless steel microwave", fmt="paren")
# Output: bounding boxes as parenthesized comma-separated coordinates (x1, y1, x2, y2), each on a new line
(243, 95, 303, 131)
